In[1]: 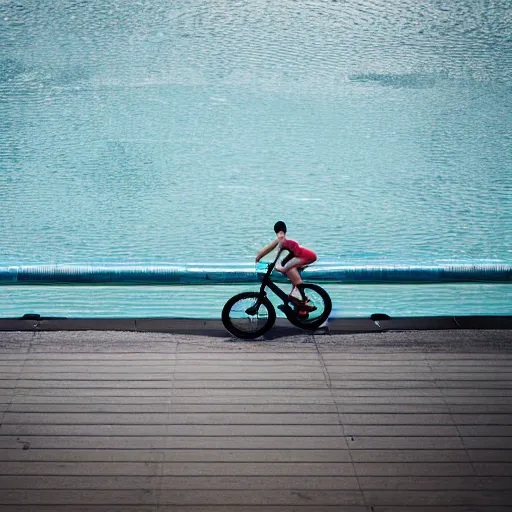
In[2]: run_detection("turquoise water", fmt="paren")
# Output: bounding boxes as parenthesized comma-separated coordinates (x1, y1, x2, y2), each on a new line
(1, 1, 511, 318)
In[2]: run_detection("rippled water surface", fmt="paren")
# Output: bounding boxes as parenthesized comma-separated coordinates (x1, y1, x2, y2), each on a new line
(1, 0, 511, 317)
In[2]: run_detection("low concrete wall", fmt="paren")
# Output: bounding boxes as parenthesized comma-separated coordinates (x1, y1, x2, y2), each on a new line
(1, 262, 511, 285)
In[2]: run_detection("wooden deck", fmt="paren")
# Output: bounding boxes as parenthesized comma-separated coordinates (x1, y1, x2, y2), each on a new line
(0, 329, 511, 511)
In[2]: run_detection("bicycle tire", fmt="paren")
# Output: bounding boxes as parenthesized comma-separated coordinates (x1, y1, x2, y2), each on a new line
(287, 283, 332, 330)
(222, 292, 276, 339)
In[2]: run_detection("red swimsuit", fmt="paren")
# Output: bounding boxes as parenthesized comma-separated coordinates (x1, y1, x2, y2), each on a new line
(280, 239, 317, 265)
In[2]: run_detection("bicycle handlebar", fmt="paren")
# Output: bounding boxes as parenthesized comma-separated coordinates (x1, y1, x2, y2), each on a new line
(257, 250, 285, 278)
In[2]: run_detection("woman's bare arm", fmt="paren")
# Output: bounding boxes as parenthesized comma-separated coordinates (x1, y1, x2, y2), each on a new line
(255, 239, 279, 262)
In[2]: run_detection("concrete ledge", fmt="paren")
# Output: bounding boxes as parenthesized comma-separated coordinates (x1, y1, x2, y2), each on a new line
(0, 316, 510, 335)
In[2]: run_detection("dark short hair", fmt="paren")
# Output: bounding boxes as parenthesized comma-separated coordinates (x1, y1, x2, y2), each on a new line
(274, 221, 287, 234)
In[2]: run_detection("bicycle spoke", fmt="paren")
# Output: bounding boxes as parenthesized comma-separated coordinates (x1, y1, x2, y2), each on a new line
(229, 297, 270, 333)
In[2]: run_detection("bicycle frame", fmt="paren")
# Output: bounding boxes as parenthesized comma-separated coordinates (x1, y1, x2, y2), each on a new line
(245, 252, 297, 317)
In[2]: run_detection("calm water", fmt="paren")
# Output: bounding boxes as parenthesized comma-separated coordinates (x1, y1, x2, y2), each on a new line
(1, 0, 511, 317)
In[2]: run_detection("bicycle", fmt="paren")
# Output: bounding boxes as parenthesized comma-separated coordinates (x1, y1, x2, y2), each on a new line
(222, 251, 332, 338)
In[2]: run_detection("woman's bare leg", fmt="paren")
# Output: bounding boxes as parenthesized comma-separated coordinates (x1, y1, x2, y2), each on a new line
(286, 267, 302, 288)
(284, 264, 316, 310)
(287, 267, 308, 302)
(278, 258, 307, 301)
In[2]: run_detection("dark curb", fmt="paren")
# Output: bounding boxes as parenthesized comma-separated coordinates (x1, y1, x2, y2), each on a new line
(0, 316, 511, 336)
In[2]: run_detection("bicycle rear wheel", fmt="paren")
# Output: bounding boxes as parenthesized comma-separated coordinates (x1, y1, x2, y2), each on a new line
(288, 283, 332, 330)
(222, 292, 276, 339)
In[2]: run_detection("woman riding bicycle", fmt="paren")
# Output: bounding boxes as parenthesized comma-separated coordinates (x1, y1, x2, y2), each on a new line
(255, 221, 317, 311)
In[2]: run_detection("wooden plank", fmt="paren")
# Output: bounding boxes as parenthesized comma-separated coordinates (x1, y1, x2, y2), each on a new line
(17, 362, 325, 369)
(0, 435, 349, 450)
(0, 365, 23, 372)
(333, 397, 449, 405)
(1, 353, 319, 361)
(12, 372, 327, 381)
(327, 365, 434, 371)
(452, 414, 512, 424)
(350, 449, 470, 463)
(0, 374, 23, 380)
(0, 506, 362, 512)
(4, 402, 456, 414)
(0, 354, 178, 361)
(472, 462, 512, 476)
(427, 354, 512, 360)
(14, 365, 327, 373)
(458, 426, 512, 436)
(0, 424, 345, 437)
(329, 372, 435, 380)
(368, 505, 512, 512)
(362, 489, 512, 506)
(429, 361, 512, 367)
(0, 489, 159, 505)
(432, 373, 512, 380)
(468, 450, 512, 462)
(9, 394, 337, 404)
(171, 352, 321, 359)
(324, 360, 432, 367)
(432, 382, 512, 389)
(14, 366, 326, 375)
(344, 425, 459, 436)
(0, 461, 356, 476)
(0, 474, 358, 489)
(0, 507, 156, 512)
(10, 388, 336, 398)
(347, 437, 464, 450)
(3, 380, 331, 389)
(320, 354, 430, 361)
(430, 365, 512, 372)
(2, 412, 343, 425)
(0, 448, 352, 463)
(359, 476, 481, 490)
(330, 381, 439, 389)
(0, 489, 366, 505)
(332, 389, 445, 397)
(339, 413, 454, 424)
(476, 477, 512, 489)
(440, 389, 512, 396)
(6, 403, 341, 414)
(354, 462, 476, 476)
(443, 397, 512, 405)
(335, 404, 452, 413)
(462, 437, 512, 449)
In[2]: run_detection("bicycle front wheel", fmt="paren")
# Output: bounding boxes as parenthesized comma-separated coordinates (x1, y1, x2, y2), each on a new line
(222, 292, 276, 339)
